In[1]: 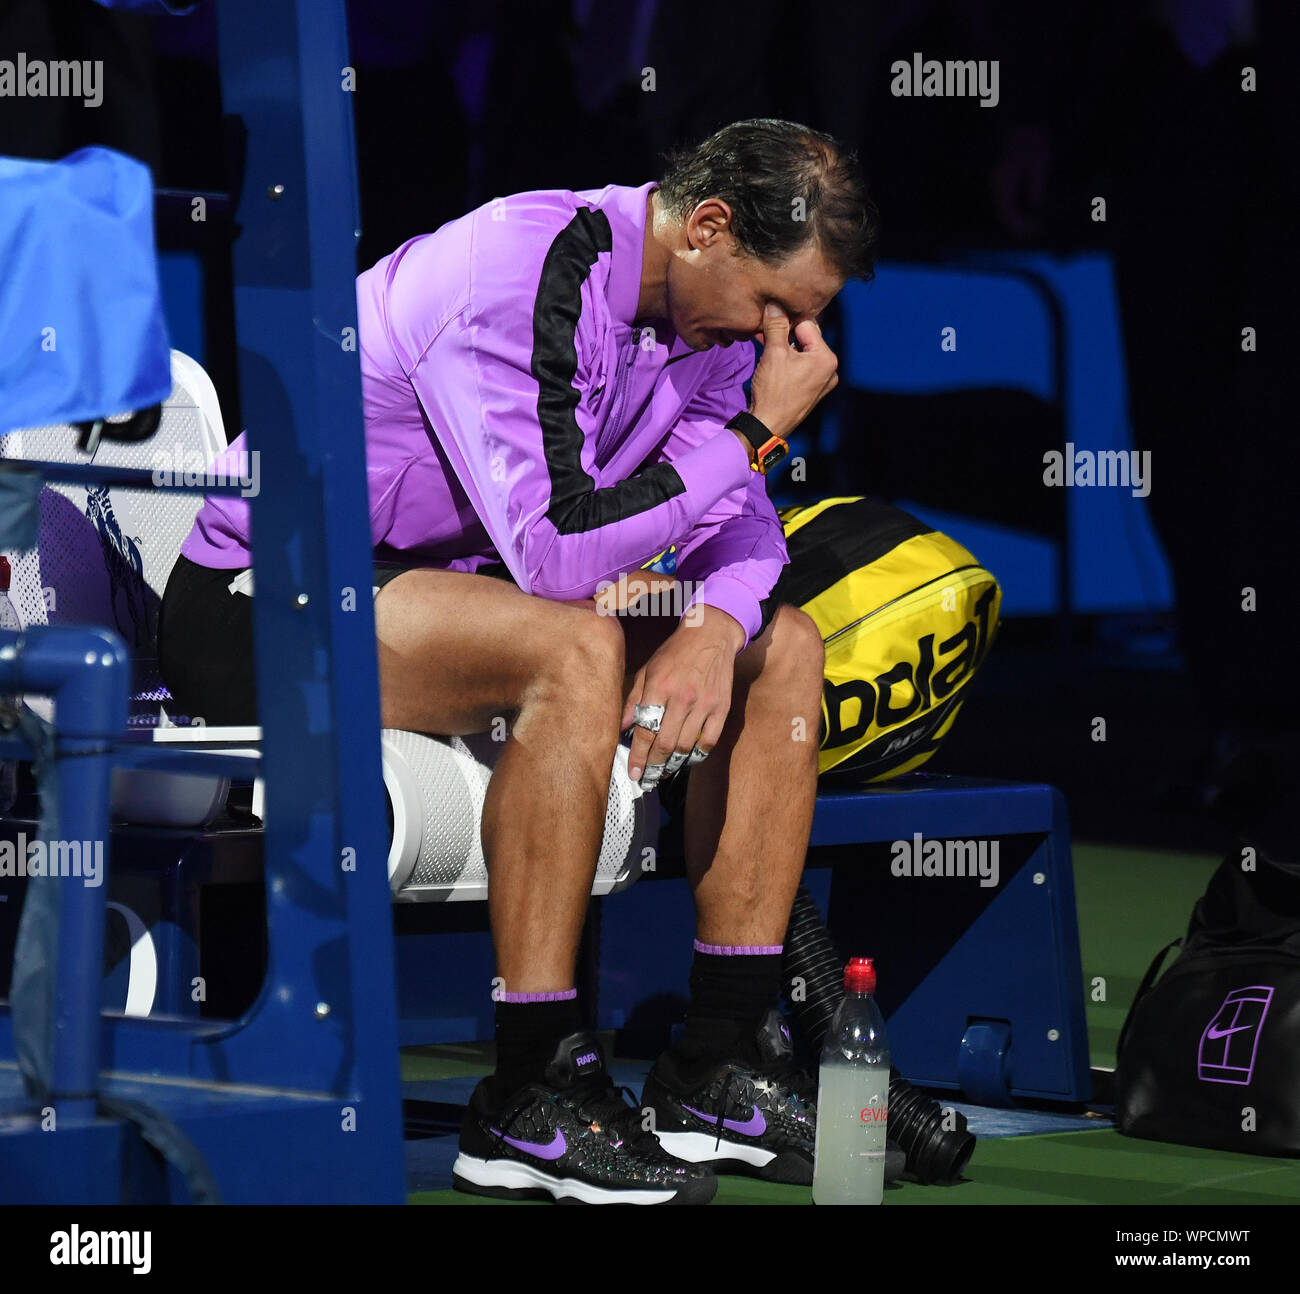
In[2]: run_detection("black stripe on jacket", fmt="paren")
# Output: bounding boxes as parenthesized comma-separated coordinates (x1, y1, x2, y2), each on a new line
(533, 207, 689, 535)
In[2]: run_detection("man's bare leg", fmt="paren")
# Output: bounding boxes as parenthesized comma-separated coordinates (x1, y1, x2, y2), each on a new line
(627, 603, 825, 1181)
(375, 569, 622, 993)
(392, 576, 721, 1203)
(683, 603, 825, 945)
(618, 601, 824, 943)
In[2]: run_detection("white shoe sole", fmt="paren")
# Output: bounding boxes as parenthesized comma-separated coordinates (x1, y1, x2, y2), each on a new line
(654, 1129, 777, 1168)
(452, 1153, 681, 1205)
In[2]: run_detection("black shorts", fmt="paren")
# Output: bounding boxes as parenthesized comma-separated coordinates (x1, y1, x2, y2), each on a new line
(156, 554, 506, 725)
(157, 554, 779, 726)
(371, 558, 515, 593)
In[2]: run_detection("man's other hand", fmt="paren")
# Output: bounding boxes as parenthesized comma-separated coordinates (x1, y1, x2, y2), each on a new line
(620, 604, 743, 787)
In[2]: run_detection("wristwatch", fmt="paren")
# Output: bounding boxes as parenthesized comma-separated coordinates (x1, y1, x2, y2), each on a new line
(726, 411, 789, 475)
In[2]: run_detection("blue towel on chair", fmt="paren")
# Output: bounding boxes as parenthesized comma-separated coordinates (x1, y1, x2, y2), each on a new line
(0, 147, 170, 436)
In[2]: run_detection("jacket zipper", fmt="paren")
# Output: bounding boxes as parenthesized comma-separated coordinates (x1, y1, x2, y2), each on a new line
(603, 329, 639, 445)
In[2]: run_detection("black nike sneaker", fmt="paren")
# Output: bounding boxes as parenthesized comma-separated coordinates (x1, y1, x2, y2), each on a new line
(453, 1031, 717, 1205)
(644, 1009, 907, 1186)
(643, 1008, 820, 1185)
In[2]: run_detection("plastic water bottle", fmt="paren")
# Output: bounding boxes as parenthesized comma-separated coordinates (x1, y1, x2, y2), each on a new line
(813, 956, 891, 1205)
(0, 556, 22, 814)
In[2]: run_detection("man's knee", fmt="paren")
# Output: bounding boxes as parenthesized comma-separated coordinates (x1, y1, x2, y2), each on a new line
(740, 603, 825, 693)
(533, 600, 626, 704)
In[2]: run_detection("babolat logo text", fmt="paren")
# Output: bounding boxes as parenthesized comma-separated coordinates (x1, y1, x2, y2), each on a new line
(50, 1226, 151, 1275)
(0, 54, 103, 108)
(822, 583, 997, 753)
(890, 53, 999, 107)
(1042, 443, 1152, 497)
(891, 833, 1000, 888)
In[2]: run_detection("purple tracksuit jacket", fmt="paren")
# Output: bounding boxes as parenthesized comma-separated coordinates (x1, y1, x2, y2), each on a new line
(180, 181, 788, 649)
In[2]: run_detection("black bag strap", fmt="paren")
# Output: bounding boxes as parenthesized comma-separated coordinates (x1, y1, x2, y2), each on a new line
(1116, 938, 1182, 1062)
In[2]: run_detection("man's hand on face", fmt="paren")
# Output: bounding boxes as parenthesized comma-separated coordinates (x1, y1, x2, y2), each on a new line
(619, 603, 744, 790)
(747, 302, 840, 442)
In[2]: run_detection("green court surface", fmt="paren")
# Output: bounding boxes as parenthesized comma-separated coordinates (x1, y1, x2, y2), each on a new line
(1072, 842, 1220, 1071)
(404, 842, 1300, 1205)
(412, 1133, 1300, 1206)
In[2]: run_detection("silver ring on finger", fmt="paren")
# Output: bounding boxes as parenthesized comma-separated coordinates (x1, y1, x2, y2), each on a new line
(640, 763, 666, 789)
(664, 749, 689, 775)
(633, 703, 666, 733)
(687, 743, 709, 765)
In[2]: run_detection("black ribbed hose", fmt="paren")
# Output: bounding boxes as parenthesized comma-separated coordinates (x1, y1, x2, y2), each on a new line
(783, 884, 845, 1047)
(782, 885, 977, 1185)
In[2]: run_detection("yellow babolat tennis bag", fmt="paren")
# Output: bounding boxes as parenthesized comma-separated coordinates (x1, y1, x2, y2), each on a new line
(771, 496, 1001, 784)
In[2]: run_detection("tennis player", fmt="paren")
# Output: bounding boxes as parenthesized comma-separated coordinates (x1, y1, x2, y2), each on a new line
(162, 118, 878, 1204)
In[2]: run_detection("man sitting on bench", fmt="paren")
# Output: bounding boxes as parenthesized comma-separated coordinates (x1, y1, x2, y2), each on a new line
(159, 118, 878, 1205)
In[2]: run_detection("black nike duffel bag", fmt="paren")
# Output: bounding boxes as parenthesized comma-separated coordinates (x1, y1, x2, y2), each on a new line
(1115, 789, 1300, 1156)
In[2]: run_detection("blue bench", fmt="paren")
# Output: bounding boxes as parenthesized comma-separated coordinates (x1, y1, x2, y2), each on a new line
(593, 774, 1089, 1106)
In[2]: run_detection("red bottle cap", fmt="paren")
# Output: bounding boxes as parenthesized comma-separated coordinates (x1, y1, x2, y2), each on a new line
(845, 956, 876, 994)
(0, 555, 10, 593)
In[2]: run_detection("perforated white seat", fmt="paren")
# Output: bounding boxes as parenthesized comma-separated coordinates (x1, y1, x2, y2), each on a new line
(383, 728, 652, 901)
(0, 350, 224, 689)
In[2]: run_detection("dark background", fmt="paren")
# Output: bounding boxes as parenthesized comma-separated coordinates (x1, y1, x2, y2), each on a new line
(3, 0, 1296, 857)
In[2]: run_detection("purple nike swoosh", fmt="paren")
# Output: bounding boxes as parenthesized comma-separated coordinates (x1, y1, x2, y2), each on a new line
(682, 1103, 766, 1137)
(1206, 1024, 1253, 1040)
(490, 1126, 567, 1160)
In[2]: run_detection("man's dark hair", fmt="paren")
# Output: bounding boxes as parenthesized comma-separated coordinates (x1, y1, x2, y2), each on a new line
(656, 119, 879, 283)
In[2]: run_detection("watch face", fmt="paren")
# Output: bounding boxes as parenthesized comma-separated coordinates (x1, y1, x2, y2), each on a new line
(760, 444, 787, 472)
